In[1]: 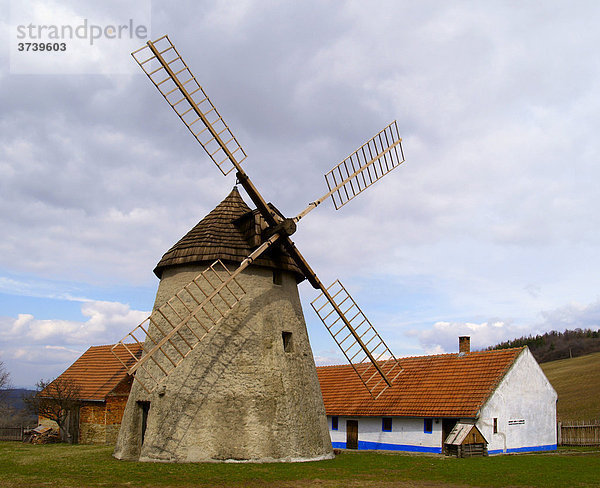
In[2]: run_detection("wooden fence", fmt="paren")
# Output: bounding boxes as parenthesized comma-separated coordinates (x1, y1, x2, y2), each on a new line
(558, 420, 600, 446)
(0, 426, 25, 441)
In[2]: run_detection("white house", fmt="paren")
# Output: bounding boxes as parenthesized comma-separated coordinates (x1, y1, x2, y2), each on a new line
(316, 337, 557, 455)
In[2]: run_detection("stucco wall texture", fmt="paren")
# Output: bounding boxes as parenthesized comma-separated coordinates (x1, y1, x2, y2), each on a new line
(114, 264, 333, 463)
(329, 416, 443, 452)
(477, 348, 558, 454)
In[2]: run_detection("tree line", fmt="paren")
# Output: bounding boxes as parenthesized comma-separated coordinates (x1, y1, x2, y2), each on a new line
(487, 328, 600, 363)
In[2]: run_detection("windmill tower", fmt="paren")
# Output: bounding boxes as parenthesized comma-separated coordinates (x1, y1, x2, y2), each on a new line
(112, 35, 406, 463)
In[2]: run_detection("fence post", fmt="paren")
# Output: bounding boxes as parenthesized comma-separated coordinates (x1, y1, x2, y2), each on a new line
(557, 421, 562, 446)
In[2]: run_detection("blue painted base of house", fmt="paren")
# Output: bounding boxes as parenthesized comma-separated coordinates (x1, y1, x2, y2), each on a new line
(488, 444, 557, 455)
(332, 442, 557, 455)
(331, 441, 442, 454)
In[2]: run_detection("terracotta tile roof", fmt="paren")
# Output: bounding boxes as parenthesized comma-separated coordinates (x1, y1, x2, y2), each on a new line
(153, 187, 304, 280)
(317, 347, 525, 418)
(47, 344, 143, 401)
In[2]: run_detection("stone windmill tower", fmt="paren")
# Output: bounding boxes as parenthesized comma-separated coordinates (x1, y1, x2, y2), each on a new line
(112, 35, 406, 463)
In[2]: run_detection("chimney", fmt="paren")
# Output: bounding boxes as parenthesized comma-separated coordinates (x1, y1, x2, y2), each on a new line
(459, 336, 470, 354)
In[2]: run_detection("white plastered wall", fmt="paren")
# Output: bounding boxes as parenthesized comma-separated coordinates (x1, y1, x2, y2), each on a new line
(476, 348, 557, 454)
(328, 416, 443, 452)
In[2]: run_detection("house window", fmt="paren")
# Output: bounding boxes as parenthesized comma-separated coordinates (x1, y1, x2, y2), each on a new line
(424, 418, 433, 434)
(382, 417, 392, 432)
(493, 418, 498, 434)
(273, 269, 282, 285)
(331, 416, 338, 431)
(282, 331, 293, 352)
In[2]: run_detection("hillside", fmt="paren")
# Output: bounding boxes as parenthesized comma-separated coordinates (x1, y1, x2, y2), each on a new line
(3, 388, 35, 411)
(541, 351, 600, 421)
(0, 389, 37, 426)
(489, 328, 600, 363)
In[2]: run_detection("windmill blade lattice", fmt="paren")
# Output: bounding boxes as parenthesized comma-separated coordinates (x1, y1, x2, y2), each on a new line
(311, 280, 403, 398)
(293, 121, 404, 224)
(113, 260, 246, 393)
(325, 121, 404, 210)
(132, 35, 247, 176)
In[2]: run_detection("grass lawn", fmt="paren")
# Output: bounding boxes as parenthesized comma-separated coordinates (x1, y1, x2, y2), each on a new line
(1, 444, 599, 488)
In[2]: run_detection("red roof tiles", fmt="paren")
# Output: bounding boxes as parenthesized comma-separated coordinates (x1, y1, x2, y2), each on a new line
(317, 348, 524, 418)
(47, 344, 142, 401)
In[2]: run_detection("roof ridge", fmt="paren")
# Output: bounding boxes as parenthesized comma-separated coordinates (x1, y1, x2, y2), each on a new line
(316, 346, 525, 369)
(85, 343, 144, 350)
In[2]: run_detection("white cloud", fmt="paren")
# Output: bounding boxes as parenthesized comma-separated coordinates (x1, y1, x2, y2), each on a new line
(0, 299, 148, 386)
(410, 298, 600, 355)
(408, 320, 527, 354)
(536, 300, 600, 332)
(1, 300, 148, 345)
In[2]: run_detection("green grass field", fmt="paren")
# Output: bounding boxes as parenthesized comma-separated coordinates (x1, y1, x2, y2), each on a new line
(541, 351, 600, 421)
(1, 443, 599, 488)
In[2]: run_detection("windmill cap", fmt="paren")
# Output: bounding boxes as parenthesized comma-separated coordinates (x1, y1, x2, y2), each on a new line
(153, 187, 305, 281)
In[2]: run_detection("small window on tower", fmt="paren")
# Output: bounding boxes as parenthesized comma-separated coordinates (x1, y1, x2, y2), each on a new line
(493, 418, 498, 434)
(282, 331, 293, 352)
(273, 269, 282, 286)
(137, 401, 150, 445)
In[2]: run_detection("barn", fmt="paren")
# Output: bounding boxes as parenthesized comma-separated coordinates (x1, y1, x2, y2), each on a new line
(317, 337, 558, 454)
(39, 344, 142, 444)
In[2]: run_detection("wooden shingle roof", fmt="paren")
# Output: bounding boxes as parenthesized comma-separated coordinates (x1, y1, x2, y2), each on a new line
(45, 344, 143, 402)
(317, 347, 525, 418)
(153, 187, 304, 280)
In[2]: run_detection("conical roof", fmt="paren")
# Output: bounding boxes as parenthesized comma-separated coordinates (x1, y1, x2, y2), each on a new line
(154, 187, 304, 280)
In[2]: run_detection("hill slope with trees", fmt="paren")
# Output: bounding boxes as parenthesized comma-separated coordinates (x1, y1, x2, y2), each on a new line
(488, 328, 600, 363)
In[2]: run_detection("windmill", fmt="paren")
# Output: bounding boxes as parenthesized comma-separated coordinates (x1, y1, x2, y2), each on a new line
(112, 35, 406, 463)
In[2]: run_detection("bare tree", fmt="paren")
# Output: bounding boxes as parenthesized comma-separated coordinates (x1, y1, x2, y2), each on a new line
(24, 377, 80, 443)
(0, 361, 11, 414)
(0, 361, 9, 389)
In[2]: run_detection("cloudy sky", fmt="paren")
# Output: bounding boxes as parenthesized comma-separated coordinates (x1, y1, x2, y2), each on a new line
(2, 0, 600, 388)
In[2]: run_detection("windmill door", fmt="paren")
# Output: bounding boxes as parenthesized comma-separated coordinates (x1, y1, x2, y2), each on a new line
(346, 420, 358, 449)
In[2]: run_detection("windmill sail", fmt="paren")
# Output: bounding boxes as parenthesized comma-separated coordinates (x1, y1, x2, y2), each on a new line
(293, 121, 404, 223)
(325, 121, 404, 210)
(280, 237, 402, 398)
(131, 35, 247, 176)
(112, 260, 246, 393)
(311, 280, 403, 398)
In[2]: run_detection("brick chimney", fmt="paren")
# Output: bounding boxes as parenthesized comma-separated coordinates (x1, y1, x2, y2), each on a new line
(459, 336, 470, 354)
